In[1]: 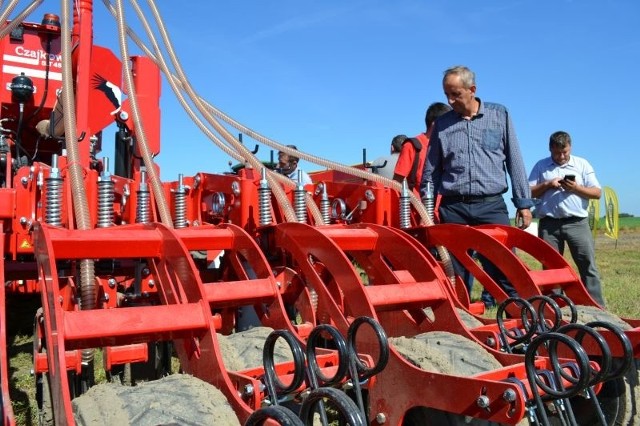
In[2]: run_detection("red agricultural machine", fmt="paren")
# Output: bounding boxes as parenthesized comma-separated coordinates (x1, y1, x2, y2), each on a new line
(1, 1, 639, 426)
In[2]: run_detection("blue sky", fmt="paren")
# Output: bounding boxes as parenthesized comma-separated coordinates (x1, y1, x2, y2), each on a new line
(23, 1, 640, 215)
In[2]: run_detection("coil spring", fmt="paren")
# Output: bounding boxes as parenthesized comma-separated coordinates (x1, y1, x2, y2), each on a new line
(294, 187, 307, 223)
(136, 188, 150, 223)
(258, 186, 272, 226)
(45, 177, 63, 226)
(173, 188, 187, 228)
(320, 198, 330, 224)
(309, 287, 319, 311)
(423, 196, 435, 222)
(399, 193, 411, 228)
(97, 179, 114, 228)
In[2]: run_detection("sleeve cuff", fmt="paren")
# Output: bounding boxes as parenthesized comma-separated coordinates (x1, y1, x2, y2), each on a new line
(512, 197, 535, 210)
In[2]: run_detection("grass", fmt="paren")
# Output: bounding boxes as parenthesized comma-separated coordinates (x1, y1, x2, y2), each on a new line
(5, 227, 640, 423)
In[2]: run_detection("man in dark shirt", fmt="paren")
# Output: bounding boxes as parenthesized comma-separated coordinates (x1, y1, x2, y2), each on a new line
(420, 65, 534, 307)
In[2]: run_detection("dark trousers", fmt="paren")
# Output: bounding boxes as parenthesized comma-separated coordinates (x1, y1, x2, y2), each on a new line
(439, 198, 519, 307)
(538, 216, 605, 306)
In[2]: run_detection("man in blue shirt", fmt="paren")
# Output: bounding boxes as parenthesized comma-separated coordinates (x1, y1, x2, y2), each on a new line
(277, 144, 313, 186)
(421, 65, 534, 308)
(528, 131, 605, 306)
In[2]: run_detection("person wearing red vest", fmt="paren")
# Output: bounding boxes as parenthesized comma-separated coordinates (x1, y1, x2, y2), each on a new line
(393, 102, 451, 195)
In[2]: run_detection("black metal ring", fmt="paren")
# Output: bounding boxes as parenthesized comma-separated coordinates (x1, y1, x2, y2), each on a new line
(306, 324, 350, 387)
(528, 295, 562, 333)
(525, 332, 591, 400)
(546, 293, 577, 324)
(585, 321, 633, 381)
(347, 316, 389, 380)
(262, 329, 306, 402)
(556, 322, 611, 386)
(496, 297, 538, 352)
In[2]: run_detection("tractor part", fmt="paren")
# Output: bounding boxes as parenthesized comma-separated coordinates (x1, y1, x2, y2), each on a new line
(32, 222, 261, 424)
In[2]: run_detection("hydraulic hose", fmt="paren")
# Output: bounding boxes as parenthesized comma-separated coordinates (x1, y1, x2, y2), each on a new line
(61, 0, 96, 367)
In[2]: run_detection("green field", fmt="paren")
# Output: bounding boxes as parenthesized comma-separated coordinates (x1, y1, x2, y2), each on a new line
(600, 216, 640, 231)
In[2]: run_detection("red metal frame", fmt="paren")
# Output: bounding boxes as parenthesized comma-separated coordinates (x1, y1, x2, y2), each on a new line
(267, 222, 540, 424)
(0, 224, 14, 425)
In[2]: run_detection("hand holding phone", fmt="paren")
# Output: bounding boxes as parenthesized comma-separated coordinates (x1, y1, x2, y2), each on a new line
(563, 174, 576, 182)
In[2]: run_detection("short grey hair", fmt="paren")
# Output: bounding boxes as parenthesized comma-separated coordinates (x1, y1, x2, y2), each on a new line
(443, 66, 476, 88)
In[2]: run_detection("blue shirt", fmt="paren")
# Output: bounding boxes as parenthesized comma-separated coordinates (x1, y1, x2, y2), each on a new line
(421, 99, 534, 210)
(287, 168, 313, 186)
(528, 154, 600, 218)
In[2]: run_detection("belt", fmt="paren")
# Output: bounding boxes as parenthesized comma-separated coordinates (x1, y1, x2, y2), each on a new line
(441, 194, 503, 204)
(540, 216, 586, 223)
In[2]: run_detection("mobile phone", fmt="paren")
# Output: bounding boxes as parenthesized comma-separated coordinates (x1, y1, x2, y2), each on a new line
(564, 174, 576, 182)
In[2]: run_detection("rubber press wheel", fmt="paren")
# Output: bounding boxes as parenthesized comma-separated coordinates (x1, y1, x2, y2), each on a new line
(220, 326, 294, 371)
(391, 331, 534, 426)
(72, 374, 240, 425)
(391, 332, 505, 426)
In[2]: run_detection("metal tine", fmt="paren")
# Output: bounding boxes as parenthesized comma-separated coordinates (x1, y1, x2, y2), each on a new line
(262, 329, 307, 407)
(305, 324, 350, 426)
(496, 296, 539, 354)
(346, 316, 389, 422)
(525, 333, 591, 426)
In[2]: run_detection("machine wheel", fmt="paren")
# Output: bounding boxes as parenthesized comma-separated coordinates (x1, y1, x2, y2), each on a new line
(222, 326, 294, 371)
(561, 305, 639, 426)
(455, 308, 484, 329)
(392, 331, 502, 376)
(391, 332, 506, 426)
(561, 305, 632, 330)
(72, 374, 240, 425)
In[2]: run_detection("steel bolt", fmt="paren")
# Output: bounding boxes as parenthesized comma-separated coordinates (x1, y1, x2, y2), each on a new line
(375, 413, 387, 424)
(503, 389, 517, 402)
(148, 280, 155, 288)
(476, 395, 490, 408)
(108, 278, 117, 289)
(21, 176, 28, 186)
(485, 337, 496, 347)
(243, 384, 254, 397)
(103, 294, 110, 302)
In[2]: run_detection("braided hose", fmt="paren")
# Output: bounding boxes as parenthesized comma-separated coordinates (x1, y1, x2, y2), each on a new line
(209, 109, 454, 278)
(0, 0, 41, 40)
(113, 0, 173, 227)
(61, 0, 96, 366)
(145, 0, 307, 224)
(102, 0, 324, 225)
(101, 0, 453, 280)
(105, 0, 293, 223)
